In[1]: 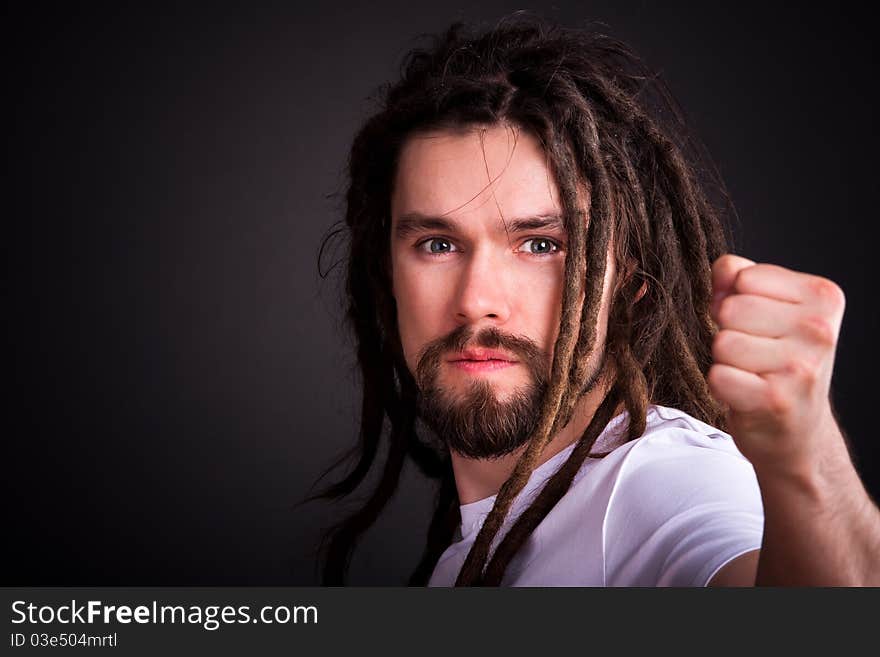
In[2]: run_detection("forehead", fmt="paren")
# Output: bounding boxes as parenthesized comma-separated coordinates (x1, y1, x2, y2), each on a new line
(391, 124, 563, 223)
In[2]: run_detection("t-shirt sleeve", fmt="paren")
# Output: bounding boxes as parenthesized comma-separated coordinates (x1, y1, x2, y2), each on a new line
(602, 430, 764, 587)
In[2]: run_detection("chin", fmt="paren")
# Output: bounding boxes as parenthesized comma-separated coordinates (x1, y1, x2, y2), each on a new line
(442, 375, 525, 403)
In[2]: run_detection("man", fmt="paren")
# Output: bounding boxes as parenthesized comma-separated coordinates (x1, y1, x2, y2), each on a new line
(309, 14, 880, 585)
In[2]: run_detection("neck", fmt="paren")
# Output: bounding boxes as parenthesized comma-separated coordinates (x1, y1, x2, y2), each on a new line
(449, 382, 625, 505)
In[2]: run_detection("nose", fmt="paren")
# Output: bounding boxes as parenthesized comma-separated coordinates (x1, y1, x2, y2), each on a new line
(453, 247, 512, 326)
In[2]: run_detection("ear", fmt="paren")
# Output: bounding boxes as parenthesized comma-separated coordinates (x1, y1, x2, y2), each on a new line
(634, 279, 648, 303)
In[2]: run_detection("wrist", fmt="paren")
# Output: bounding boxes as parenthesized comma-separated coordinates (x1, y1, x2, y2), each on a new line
(752, 423, 856, 509)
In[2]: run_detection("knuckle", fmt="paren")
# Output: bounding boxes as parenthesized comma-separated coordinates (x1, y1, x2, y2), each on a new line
(798, 315, 837, 346)
(784, 357, 818, 386)
(810, 277, 846, 309)
(765, 383, 793, 416)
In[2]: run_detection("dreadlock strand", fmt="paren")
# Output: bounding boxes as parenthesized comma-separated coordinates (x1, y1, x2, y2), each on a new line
(466, 41, 727, 586)
(453, 127, 590, 586)
(320, 400, 414, 584)
(480, 385, 623, 584)
(408, 468, 460, 585)
(557, 110, 616, 422)
(455, 98, 622, 583)
(574, 69, 719, 348)
(610, 292, 650, 439)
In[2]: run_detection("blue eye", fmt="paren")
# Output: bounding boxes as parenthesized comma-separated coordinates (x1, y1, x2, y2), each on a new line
(520, 238, 559, 255)
(419, 238, 456, 254)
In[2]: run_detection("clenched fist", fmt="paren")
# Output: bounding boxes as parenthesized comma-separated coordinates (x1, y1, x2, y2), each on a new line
(708, 254, 848, 478)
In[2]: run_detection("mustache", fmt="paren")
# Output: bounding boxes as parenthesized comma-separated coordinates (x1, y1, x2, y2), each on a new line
(415, 325, 549, 387)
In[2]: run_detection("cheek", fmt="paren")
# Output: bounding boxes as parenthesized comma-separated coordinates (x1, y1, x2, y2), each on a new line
(520, 264, 566, 351)
(392, 263, 448, 368)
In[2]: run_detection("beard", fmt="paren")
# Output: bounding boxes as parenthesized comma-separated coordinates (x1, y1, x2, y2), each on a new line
(414, 325, 551, 460)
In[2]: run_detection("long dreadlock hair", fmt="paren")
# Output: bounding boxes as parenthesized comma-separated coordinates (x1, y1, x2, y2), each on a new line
(306, 12, 733, 586)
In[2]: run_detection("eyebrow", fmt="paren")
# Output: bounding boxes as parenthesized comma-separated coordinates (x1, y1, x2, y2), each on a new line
(393, 212, 565, 239)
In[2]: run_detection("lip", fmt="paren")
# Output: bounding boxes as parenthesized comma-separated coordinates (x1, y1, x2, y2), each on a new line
(447, 348, 518, 373)
(450, 359, 518, 373)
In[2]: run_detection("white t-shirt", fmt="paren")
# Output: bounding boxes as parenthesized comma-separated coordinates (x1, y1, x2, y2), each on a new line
(428, 404, 764, 587)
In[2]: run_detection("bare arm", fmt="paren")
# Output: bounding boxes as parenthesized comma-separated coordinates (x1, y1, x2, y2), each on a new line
(752, 420, 880, 585)
(707, 255, 880, 586)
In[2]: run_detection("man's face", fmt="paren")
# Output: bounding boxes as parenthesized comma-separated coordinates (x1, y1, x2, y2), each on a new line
(389, 124, 615, 458)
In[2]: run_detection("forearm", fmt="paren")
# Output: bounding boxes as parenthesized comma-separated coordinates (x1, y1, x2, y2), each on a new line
(754, 430, 880, 586)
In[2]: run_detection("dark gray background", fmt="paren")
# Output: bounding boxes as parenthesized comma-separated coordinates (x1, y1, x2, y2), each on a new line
(5, 1, 877, 585)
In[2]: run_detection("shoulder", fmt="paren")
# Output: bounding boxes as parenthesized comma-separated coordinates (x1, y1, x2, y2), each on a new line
(637, 404, 733, 446)
(602, 405, 764, 586)
(571, 405, 754, 505)
(617, 405, 753, 478)
(606, 405, 761, 506)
